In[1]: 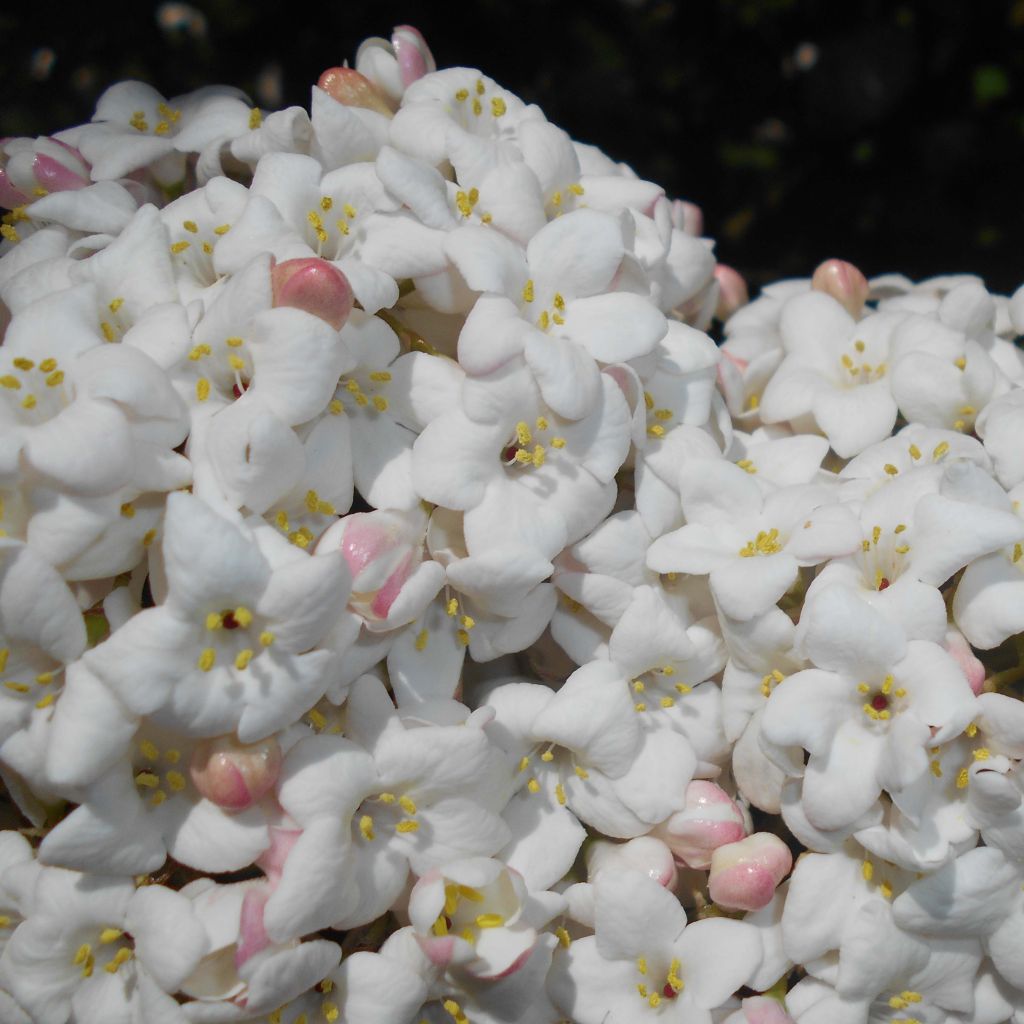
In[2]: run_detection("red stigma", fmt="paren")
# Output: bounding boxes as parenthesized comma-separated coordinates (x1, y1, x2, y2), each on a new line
(222, 611, 240, 630)
(662, 983, 679, 999)
(871, 693, 889, 711)
(877, 577, 891, 591)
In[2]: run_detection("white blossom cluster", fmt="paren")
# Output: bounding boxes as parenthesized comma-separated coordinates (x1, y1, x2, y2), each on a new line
(0, 23, 1023, 1024)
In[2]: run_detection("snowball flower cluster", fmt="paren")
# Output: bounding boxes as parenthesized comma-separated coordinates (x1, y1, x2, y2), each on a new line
(1, 22, 1023, 1024)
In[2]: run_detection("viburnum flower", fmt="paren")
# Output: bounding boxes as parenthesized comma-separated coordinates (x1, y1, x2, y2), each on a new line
(263, 676, 511, 939)
(548, 868, 762, 1023)
(448, 208, 667, 419)
(1, 865, 208, 1024)
(83, 491, 351, 741)
(646, 459, 861, 621)
(761, 584, 978, 831)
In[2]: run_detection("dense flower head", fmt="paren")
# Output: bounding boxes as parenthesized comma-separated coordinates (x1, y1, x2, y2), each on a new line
(0, 22, 1022, 1024)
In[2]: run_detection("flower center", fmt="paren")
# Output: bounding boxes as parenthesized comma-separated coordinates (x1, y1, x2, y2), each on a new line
(738, 528, 782, 558)
(858, 674, 907, 722)
(501, 417, 566, 470)
(357, 791, 420, 842)
(134, 737, 186, 807)
(631, 665, 692, 713)
(635, 956, 684, 1009)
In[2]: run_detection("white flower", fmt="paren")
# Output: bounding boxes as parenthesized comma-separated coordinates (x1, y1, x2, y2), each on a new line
(548, 868, 762, 1023)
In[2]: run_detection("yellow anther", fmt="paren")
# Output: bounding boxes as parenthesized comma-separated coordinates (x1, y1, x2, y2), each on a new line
(966, 723, 978, 737)
(188, 344, 210, 361)
(574, 764, 589, 779)
(456, 628, 471, 646)
(647, 424, 666, 438)
(736, 458, 757, 474)
(0, 916, 10, 928)
(0, 375, 20, 389)
(638, 983, 649, 998)
(894, 688, 907, 698)
(738, 527, 782, 558)
(166, 748, 180, 763)
(396, 819, 420, 833)
(12, 357, 33, 370)
(902, 992, 922, 1003)
(0, 224, 19, 243)
(343, 203, 357, 219)
(634, 702, 647, 712)
(129, 110, 149, 132)
(233, 607, 252, 627)
(20, 394, 36, 410)
(359, 815, 375, 840)
(99, 926, 124, 945)
(157, 103, 181, 123)
(644, 391, 655, 410)
(460, 615, 475, 631)
(857, 682, 871, 694)
(475, 913, 504, 928)
(329, 398, 343, 415)
(973, 747, 991, 761)
(884, 463, 899, 476)
(930, 759, 942, 777)
(862, 539, 872, 552)
(556, 926, 571, 948)
(555, 782, 567, 805)
(164, 770, 185, 792)
(527, 778, 540, 793)
(649, 993, 662, 1008)
(933, 441, 950, 460)
(259, 630, 275, 647)
(120, 502, 136, 518)
(322, 1003, 340, 1023)
(550, 437, 566, 448)
(633, 680, 646, 693)
(308, 708, 327, 730)
(517, 755, 530, 772)
(570, 183, 585, 195)
(957, 768, 970, 788)
(553, 292, 566, 312)
(307, 210, 323, 228)
(446, 598, 459, 616)
(414, 628, 429, 651)
(135, 771, 160, 789)
(399, 795, 417, 815)
(654, 408, 673, 421)
(960, 405, 976, 416)
(472, 98, 482, 115)
(551, 191, 563, 207)
(170, 240, 190, 254)
(369, 370, 392, 382)
(532, 445, 546, 467)
(674, 682, 693, 695)
(540, 749, 555, 762)
(371, 394, 389, 412)
(894, 543, 910, 554)
(516, 421, 532, 446)
(882, 675, 893, 694)
(491, 97, 507, 117)
(880, 881, 893, 900)
(0, 649, 7, 673)
(535, 416, 549, 430)
(197, 648, 216, 672)
(3, 682, 29, 694)
(890, 997, 906, 1009)
(538, 310, 550, 330)
(637, 957, 648, 975)
(862, 859, 874, 881)
(660, 696, 675, 708)
(872, 525, 882, 545)
(1014, 544, 1022, 564)
(213, 223, 231, 235)
(196, 378, 211, 402)
(74, 943, 95, 976)
(319, 196, 333, 212)
(151, 790, 167, 806)
(140, 740, 159, 760)
(854, 339, 866, 353)
(234, 649, 254, 670)
(841, 353, 854, 369)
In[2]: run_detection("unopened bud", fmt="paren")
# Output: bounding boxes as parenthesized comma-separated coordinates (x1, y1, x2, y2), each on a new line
(708, 831, 792, 912)
(586, 836, 678, 889)
(317, 508, 432, 625)
(189, 735, 282, 812)
(650, 780, 747, 869)
(714, 264, 750, 320)
(945, 627, 986, 696)
(317, 67, 395, 117)
(811, 258, 869, 317)
(271, 257, 354, 330)
(0, 137, 90, 208)
(392, 26, 436, 88)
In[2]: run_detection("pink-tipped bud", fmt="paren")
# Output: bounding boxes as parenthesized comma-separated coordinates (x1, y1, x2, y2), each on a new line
(811, 258, 870, 317)
(714, 264, 750, 320)
(945, 627, 986, 696)
(708, 832, 792, 912)
(650, 781, 748, 869)
(586, 836, 678, 889)
(317, 67, 395, 117)
(189, 735, 282, 812)
(0, 137, 90, 208)
(317, 508, 430, 624)
(392, 25, 436, 88)
(271, 257, 354, 330)
(671, 199, 703, 236)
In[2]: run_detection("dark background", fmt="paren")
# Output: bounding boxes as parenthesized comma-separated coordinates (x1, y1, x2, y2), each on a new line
(3, 0, 1022, 295)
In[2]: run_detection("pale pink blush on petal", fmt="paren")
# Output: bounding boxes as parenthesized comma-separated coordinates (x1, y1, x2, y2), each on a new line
(33, 153, 89, 192)
(235, 888, 270, 970)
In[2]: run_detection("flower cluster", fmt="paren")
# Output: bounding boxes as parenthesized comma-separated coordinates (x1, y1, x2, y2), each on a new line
(1, 23, 1023, 1024)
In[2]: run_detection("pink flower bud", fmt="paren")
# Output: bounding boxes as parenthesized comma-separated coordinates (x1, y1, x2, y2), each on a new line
(317, 509, 428, 624)
(714, 264, 750, 320)
(586, 836, 678, 889)
(810, 258, 870, 317)
(708, 832, 792, 912)
(317, 67, 395, 117)
(189, 735, 282, 812)
(0, 137, 90, 207)
(391, 25, 436, 88)
(944, 627, 986, 695)
(650, 781, 747, 869)
(271, 257, 354, 330)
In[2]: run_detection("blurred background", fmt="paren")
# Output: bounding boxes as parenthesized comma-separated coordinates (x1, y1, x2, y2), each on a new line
(2, 0, 1022, 295)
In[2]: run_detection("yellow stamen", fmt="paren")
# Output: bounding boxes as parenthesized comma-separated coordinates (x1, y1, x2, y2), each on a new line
(197, 648, 216, 672)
